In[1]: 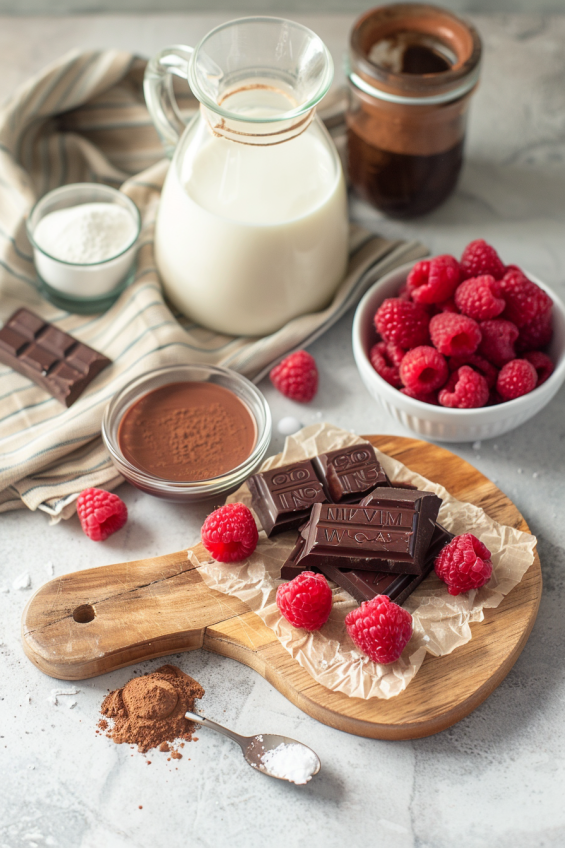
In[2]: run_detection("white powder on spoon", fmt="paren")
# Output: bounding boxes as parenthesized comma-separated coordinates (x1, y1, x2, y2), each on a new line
(33, 202, 137, 264)
(259, 743, 318, 784)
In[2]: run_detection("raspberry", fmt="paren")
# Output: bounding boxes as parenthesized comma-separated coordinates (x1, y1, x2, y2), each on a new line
(434, 533, 493, 596)
(517, 309, 553, 352)
(429, 312, 482, 357)
(499, 268, 553, 327)
(201, 503, 258, 563)
(374, 298, 430, 349)
(460, 239, 505, 281)
(436, 297, 459, 314)
(407, 255, 460, 304)
(478, 319, 519, 367)
(385, 340, 406, 366)
(270, 350, 318, 403)
(369, 341, 403, 388)
(438, 366, 489, 408)
(76, 488, 128, 542)
(496, 359, 537, 401)
(399, 345, 448, 394)
(454, 275, 505, 321)
(400, 386, 439, 404)
(345, 595, 413, 664)
(276, 571, 333, 631)
(523, 351, 554, 386)
(449, 354, 498, 389)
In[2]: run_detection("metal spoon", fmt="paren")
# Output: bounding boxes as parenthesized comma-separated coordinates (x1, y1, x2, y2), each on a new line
(185, 710, 321, 784)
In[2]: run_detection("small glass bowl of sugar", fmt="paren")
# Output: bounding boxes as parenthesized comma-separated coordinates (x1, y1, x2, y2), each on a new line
(27, 183, 141, 314)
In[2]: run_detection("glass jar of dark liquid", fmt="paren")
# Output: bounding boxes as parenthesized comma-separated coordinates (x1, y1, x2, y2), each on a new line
(347, 3, 482, 218)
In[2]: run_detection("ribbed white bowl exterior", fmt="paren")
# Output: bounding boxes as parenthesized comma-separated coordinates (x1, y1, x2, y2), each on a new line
(352, 262, 565, 443)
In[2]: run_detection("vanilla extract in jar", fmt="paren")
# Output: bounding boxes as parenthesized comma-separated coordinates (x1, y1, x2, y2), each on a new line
(346, 3, 482, 218)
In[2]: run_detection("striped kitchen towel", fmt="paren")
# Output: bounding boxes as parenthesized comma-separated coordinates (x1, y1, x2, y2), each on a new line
(0, 49, 427, 521)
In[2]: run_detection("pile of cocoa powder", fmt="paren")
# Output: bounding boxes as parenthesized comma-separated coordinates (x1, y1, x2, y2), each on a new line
(98, 664, 204, 756)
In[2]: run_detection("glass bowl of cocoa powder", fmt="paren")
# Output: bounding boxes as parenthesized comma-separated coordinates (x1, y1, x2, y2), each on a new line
(102, 363, 271, 501)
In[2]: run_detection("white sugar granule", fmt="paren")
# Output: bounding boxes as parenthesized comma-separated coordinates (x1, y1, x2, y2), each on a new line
(277, 416, 302, 436)
(33, 202, 136, 264)
(259, 743, 318, 784)
(13, 572, 31, 590)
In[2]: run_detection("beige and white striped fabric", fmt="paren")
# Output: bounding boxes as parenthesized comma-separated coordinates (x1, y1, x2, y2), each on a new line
(0, 49, 427, 521)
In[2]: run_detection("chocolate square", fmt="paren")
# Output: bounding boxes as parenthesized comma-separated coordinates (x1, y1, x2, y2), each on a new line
(313, 443, 388, 502)
(248, 459, 327, 536)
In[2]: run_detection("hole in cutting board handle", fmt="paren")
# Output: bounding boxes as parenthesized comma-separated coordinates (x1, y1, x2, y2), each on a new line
(73, 604, 95, 623)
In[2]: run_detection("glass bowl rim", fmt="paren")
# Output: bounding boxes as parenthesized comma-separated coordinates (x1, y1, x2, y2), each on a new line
(102, 363, 272, 494)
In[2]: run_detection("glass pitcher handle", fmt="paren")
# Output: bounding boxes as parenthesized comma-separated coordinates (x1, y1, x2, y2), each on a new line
(144, 45, 195, 158)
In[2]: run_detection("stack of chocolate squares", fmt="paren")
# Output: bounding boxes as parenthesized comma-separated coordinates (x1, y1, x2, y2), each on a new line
(248, 444, 452, 608)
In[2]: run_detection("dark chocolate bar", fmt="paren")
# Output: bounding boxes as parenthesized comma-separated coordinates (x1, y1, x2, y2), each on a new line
(248, 460, 327, 536)
(0, 308, 111, 407)
(318, 523, 453, 606)
(312, 443, 388, 502)
(280, 534, 308, 579)
(300, 488, 442, 575)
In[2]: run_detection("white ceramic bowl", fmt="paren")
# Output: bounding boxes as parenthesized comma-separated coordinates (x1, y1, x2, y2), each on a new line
(352, 261, 565, 442)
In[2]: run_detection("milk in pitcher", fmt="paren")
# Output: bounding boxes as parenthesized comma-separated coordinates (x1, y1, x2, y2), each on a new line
(155, 114, 348, 336)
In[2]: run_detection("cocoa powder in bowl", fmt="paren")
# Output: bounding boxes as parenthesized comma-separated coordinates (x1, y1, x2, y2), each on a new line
(100, 664, 204, 754)
(117, 381, 256, 482)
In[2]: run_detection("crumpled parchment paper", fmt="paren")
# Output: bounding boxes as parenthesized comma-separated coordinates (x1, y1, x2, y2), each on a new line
(195, 423, 536, 700)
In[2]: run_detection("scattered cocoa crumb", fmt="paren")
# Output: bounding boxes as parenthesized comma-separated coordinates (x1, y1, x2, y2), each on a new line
(171, 751, 182, 760)
(99, 665, 204, 755)
(139, 806, 143, 810)
(147, 761, 151, 765)
(97, 718, 108, 731)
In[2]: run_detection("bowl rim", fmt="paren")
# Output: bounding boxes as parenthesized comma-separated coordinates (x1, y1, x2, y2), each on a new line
(352, 259, 565, 419)
(102, 362, 272, 495)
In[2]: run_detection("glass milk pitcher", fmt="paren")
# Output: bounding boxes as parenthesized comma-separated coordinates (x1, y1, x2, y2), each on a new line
(144, 17, 349, 336)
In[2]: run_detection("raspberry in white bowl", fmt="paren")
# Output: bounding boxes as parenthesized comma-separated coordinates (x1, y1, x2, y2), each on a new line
(352, 240, 565, 442)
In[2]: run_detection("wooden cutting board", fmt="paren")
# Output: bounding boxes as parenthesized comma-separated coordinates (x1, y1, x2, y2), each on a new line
(21, 436, 541, 740)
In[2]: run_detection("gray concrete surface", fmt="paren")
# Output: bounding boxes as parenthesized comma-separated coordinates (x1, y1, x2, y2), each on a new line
(1, 11, 565, 848)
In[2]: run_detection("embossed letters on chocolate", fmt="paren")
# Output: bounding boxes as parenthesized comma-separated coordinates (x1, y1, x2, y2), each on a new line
(247, 460, 327, 536)
(313, 444, 388, 502)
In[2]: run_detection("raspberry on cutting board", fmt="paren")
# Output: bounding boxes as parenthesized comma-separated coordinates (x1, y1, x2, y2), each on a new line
(201, 503, 259, 563)
(76, 488, 128, 542)
(276, 571, 333, 631)
(345, 595, 413, 665)
(269, 350, 318, 403)
(435, 534, 493, 596)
